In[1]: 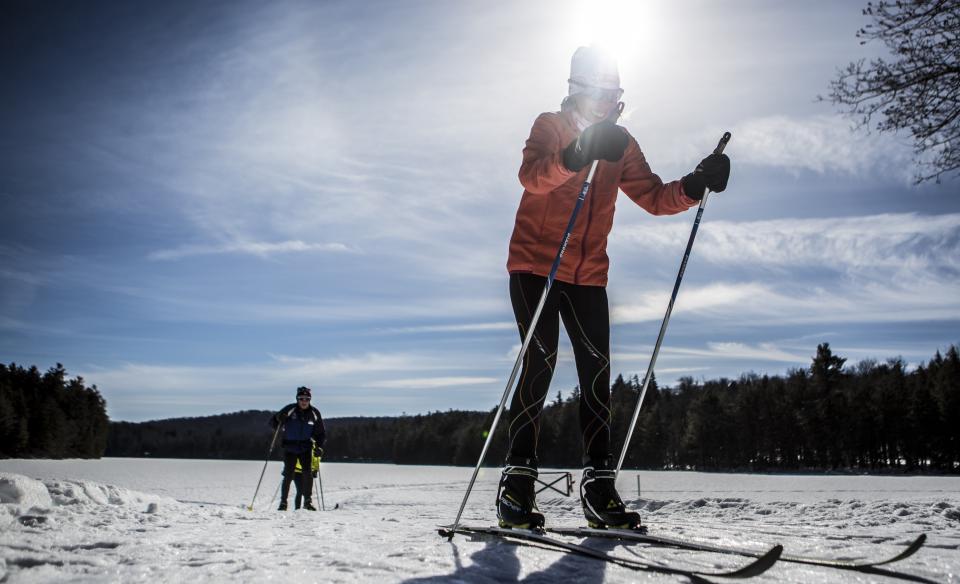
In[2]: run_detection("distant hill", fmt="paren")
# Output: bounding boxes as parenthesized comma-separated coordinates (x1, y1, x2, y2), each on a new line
(105, 409, 498, 465)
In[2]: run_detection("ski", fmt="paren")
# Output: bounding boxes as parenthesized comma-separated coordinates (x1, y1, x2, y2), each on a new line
(547, 527, 930, 579)
(438, 525, 781, 582)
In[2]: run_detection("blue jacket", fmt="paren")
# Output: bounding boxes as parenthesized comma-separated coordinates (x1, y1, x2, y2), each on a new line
(272, 404, 326, 453)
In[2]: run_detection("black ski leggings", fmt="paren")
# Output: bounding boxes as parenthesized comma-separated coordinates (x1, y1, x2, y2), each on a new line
(281, 450, 313, 504)
(506, 272, 611, 465)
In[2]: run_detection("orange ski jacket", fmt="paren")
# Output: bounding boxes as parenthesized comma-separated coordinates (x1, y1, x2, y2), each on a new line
(507, 110, 697, 287)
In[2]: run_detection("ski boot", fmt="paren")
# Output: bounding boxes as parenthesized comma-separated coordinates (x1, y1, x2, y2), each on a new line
(302, 500, 317, 511)
(580, 457, 642, 530)
(496, 456, 545, 530)
(277, 501, 288, 511)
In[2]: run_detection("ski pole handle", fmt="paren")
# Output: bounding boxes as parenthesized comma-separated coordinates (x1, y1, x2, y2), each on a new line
(713, 131, 731, 156)
(696, 131, 732, 205)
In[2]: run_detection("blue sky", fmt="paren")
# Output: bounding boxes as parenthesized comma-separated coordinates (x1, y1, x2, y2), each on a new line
(2, 0, 957, 422)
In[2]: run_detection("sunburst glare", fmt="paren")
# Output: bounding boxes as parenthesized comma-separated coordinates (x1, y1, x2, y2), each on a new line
(565, 0, 666, 81)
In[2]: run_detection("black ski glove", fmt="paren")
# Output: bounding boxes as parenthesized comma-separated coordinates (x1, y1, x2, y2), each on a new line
(314, 445, 324, 458)
(681, 153, 730, 201)
(562, 121, 629, 172)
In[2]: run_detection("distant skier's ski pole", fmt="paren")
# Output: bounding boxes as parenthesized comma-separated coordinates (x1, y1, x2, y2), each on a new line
(615, 131, 731, 480)
(316, 468, 326, 511)
(445, 157, 604, 539)
(248, 422, 282, 511)
(270, 479, 281, 505)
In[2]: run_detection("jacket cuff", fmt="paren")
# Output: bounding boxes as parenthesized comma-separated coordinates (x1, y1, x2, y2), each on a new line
(678, 182, 699, 206)
(555, 148, 578, 178)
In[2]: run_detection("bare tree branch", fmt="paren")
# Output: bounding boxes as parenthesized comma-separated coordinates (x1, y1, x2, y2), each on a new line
(820, 0, 960, 183)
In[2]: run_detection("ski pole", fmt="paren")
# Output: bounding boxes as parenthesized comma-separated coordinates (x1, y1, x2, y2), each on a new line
(248, 421, 282, 511)
(270, 479, 281, 505)
(615, 131, 731, 480)
(445, 157, 603, 540)
(316, 467, 326, 511)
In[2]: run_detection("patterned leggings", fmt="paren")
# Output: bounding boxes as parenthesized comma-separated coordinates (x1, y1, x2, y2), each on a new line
(506, 272, 611, 465)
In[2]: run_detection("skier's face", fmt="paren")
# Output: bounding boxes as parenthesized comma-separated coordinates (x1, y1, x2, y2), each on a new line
(575, 91, 620, 124)
(297, 397, 310, 409)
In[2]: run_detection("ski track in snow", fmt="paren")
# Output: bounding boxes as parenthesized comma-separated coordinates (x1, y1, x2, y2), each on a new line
(0, 460, 958, 583)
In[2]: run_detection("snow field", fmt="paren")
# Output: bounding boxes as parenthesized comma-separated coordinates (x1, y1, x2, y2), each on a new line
(0, 459, 958, 583)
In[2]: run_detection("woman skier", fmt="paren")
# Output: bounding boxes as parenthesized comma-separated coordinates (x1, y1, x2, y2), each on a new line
(498, 45, 730, 530)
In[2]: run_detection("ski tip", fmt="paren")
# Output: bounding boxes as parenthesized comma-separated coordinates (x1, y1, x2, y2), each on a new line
(759, 544, 784, 568)
(724, 543, 782, 578)
(862, 532, 928, 567)
(886, 532, 927, 564)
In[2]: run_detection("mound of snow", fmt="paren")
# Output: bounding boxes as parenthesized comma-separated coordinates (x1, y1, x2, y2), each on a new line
(0, 472, 178, 516)
(44, 478, 178, 512)
(0, 473, 53, 509)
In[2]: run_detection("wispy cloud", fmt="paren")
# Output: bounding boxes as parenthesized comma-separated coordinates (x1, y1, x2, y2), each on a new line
(266, 352, 446, 377)
(613, 277, 960, 327)
(78, 349, 501, 419)
(732, 115, 915, 180)
(611, 282, 767, 324)
(615, 212, 960, 273)
(379, 322, 515, 334)
(0, 315, 76, 337)
(367, 376, 498, 389)
(609, 213, 960, 351)
(658, 342, 811, 363)
(148, 240, 352, 261)
(610, 213, 960, 327)
(81, 352, 451, 396)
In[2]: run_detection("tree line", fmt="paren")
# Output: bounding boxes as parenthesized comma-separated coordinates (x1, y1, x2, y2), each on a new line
(102, 343, 959, 472)
(0, 363, 109, 458)
(4, 343, 958, 471)
(614, 343, 960, 472)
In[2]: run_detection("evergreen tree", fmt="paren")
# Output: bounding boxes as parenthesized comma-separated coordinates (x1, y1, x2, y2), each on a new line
(0, 362, 109, 458)
(932, 346, 960, 469)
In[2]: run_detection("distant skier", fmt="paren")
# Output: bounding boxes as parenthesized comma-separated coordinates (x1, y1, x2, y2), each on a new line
(499, 45, 729, 529)
(272, 386, 326, 511)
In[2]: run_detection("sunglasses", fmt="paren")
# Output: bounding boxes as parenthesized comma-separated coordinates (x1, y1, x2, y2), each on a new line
(297, 397, 310, 402)
(570, 80, 624, 103)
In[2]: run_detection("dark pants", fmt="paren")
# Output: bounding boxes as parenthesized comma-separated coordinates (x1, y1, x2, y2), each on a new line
(281, 449, 313, 505)
(507, 272, 611, 465)
(293, 469, 317, 508)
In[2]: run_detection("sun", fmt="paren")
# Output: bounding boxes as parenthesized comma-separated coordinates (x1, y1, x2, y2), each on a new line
(565, 0, 665, 83)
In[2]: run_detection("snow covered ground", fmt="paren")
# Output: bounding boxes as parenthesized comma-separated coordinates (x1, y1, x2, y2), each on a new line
(1, 459, 958, 583)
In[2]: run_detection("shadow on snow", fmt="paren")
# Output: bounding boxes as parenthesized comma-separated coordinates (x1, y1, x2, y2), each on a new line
(404, 536, 617, 584)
